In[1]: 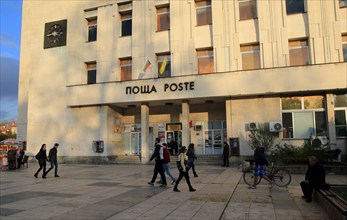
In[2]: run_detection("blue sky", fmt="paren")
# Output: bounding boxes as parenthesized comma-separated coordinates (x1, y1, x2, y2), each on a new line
(0, 0, 22, 122)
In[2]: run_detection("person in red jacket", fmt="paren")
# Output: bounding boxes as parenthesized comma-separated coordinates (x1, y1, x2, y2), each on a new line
(162, 143, 176, 185)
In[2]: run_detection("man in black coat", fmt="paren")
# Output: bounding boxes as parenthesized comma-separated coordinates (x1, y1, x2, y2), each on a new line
(300, 155, 326, 202)
(148, 138, 167, 187)
(222, 142, 230, 167)
(43, 143, 60, 177)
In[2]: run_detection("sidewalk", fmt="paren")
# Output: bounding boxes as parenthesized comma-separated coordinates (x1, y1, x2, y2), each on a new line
(0, 163, 346, 220)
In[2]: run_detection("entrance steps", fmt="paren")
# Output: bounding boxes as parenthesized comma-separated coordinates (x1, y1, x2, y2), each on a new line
(170, 155, 223, 166)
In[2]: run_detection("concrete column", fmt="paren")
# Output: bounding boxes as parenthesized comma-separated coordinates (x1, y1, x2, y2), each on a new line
(326, 94, 337, 150)
(226, 98, 232, 140)
(141, 103, 149, 163)
(182, 101, 190, 147)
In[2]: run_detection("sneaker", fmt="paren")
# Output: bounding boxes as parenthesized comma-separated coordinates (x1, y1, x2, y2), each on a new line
(34, 174, 38, 178)
(173, 188, 180, 192)
(54, 175, 60, 177)
(159, 184, 167, 187)
(171, 180, 176, 185)
(189, 188, 196, 192)
(248, 185, 256, 189)
(148, 182, 154, 186)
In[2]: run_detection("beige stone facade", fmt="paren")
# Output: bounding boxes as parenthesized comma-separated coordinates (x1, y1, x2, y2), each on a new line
(18, 0, 347, 163)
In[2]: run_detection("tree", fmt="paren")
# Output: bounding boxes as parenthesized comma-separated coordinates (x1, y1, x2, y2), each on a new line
(247, 123, 275, 153)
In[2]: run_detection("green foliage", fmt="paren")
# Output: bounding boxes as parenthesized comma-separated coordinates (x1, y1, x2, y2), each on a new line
(248, 123, 275, 153)
(271, 140, 341, 164)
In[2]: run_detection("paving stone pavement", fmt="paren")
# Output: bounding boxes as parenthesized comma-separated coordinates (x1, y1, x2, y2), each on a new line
(0, 163, 346, 220)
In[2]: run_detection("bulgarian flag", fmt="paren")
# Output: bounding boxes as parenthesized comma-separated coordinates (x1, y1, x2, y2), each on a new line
(159, 56, 167, 75)
(143, 59, 151, 72)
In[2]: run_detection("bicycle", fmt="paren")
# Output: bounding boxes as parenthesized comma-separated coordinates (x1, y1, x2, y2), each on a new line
(243, 161, 292, 187)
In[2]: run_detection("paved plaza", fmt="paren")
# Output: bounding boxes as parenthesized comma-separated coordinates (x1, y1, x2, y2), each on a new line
(0, 163, 346, 220)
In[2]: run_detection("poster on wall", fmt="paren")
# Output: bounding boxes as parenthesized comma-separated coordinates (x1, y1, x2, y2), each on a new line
(158, 123, 165, 132)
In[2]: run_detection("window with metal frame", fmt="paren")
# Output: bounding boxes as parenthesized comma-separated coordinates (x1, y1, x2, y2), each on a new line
(289, 39, 309, 66)
(157, 54, 171, 78)
(334, 94, 347, 137)
(342, 35, 347, 62)
(340, 0, 347, 8)
(87, 18, 97, 42)
(195, 0, 212, 26)
(157, 6, 170, 31)
(120, 12, 132, 36)
(86, 62, 97, 84)
(286, 0, 305, 15)
(241, 44, 260, 70)
(239, 0, 257, 20)
(120, 58, 132, 81)
(197, 49, 214, 74)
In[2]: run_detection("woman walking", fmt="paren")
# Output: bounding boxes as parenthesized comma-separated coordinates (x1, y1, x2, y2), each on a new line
(162, 143, 176, 185)
(34, 144, 48, 179)
(173, 146, 196, 192)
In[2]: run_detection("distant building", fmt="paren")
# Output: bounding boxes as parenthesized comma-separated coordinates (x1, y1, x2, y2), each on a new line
(18, 0, 347, 163)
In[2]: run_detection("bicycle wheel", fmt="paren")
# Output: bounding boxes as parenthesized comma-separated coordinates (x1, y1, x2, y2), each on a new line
(243, 169, 261, 186)
(273, 169, 291, 187)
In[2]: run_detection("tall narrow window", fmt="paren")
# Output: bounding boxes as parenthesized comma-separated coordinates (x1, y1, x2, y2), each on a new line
(120, 58, 132, 81)
(196, 0, 212, 26)
(157, 6, 170, 31)
(241, 44, 260, 70)
(239, 0, 257, 20)
(157, 54, 171, 78)
(86, 62, 97, 84)
(120, 13, 132, 36)
(87, 18, 97, 42)
(286, 0, 305, 15)
(342, 35, 347, 62)
(197, 49, 214, 74)
(334, 94, 347, 137)
(289, 39, 309, 66)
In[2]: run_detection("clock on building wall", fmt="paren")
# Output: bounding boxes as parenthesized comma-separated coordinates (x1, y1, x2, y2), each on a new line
(44, 19, 67, 49)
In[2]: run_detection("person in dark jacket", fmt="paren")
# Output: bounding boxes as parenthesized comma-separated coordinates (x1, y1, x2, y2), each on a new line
(34, 144, 48, 178)
(43, 143, 60, 177)
(222, 142, 230, 167)
(162, 143, 176, 185)
(187, 143, 198, 177)
(300, 155, 326, 203)
(249, 140, 272, 189)
(148, 138, 167, 187)
(173, 146, 196, 192)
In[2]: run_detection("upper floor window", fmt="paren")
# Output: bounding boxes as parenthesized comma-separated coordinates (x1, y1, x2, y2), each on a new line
(286, 0, 305, 15)
(195, 0, 212, 26)
(157, 6, 170, 31)
(120, 58, 132, 81)
(86, 62, 97, 84)
(241, 44, 260, 70)
(289, 39, 309, 66)
(157, 54, 171, 78)
(334, 94, 347, 137)
(87, 18, 97, 42)
(120, 12, 132, 36)
(281, 96, 326, 139)
(342, 35, 347, 62)
(197, 48, 214, 74)
(239, 0, 257, 20)
(340, 0, 347, 8)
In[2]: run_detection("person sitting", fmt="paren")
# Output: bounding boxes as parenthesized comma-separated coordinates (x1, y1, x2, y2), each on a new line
(300, 155, 326, 203)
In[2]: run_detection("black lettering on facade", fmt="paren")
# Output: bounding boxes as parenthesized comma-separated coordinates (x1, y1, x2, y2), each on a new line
(126, 81, 195, 95)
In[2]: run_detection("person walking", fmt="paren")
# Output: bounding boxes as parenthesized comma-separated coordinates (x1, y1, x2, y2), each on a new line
(162, 143, 176, 185)
(43, 143, 60, 178)
(34, 144, 48, 178)
(300, 155, 327, 203)
(148, 138, 167, 187)
(187, 143, 198, 177)
(222, 142, 230, 167)
(249, 140, 272, 189)
(173, 146, 196, 192)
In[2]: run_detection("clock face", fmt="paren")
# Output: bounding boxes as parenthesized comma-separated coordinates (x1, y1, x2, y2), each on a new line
(44, 19, 67, 49)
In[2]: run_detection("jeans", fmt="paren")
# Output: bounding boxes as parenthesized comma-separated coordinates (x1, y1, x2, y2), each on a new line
(163, 163, 176, 182)
(45, 160, 58, 176)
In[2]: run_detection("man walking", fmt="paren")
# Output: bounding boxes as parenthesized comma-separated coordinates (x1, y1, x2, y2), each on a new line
(148, 138, 167, 187)
(43, 143, 60, 178)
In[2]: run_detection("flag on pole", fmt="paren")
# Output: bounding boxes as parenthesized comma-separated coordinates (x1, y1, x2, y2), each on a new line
(143, 59, 151, 72)
(159, 56, 167, 75)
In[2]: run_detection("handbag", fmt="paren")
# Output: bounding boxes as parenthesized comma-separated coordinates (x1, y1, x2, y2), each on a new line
(176, 161, 183, 171)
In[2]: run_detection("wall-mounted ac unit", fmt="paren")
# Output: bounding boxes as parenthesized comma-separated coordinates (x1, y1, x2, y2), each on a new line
(246, 122, 258, 131)
(269, 121, 282, 132)
(194, 125, 202, 131)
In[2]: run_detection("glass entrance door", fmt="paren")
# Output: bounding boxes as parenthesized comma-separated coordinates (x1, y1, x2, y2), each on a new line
(166, 130, 182, 155)
(204, 129, 223, 154)
(130, 132, 141, 155)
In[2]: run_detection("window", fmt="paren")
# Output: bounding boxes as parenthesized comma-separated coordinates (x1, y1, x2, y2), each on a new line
(196, 0, 212, 26)
(289, 39, 309, 66)
(334, 94, 347, 137)
(157, 54, 171, 78)
(239, 0, 257, 20)
(342, 35, 347, 62)
(286, 0, 305, 15)
(120, 58, 132, 81)
(87, 18, 97, 42)
(281, 96, 326, 138)
(241, 44, 260, 70)
(197, 49, 214, 74)
(157, 6, 170, 31)
(120, 13, 132, 36)
(340, 0, 347, 8)
(86, 62, 97, 84)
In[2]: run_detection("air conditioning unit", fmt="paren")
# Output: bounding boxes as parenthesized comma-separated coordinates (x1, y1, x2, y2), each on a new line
(194, 125, 202, 131)
(246, 122, 258, 131)
(269, 121, 282, 132)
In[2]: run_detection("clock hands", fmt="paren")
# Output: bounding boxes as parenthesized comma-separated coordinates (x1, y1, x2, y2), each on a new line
(46, 31, 63, 37)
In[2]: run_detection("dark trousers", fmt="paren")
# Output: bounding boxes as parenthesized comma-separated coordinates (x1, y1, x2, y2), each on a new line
(45, 160, 58, 176)
(150, 160, 167, 185)
(174, 170, 193, 190)
(300, 181, 315, 199)
(190, 162, 197, 176)
(35, 160, 46, 176)
(223, 155, 229, 167)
